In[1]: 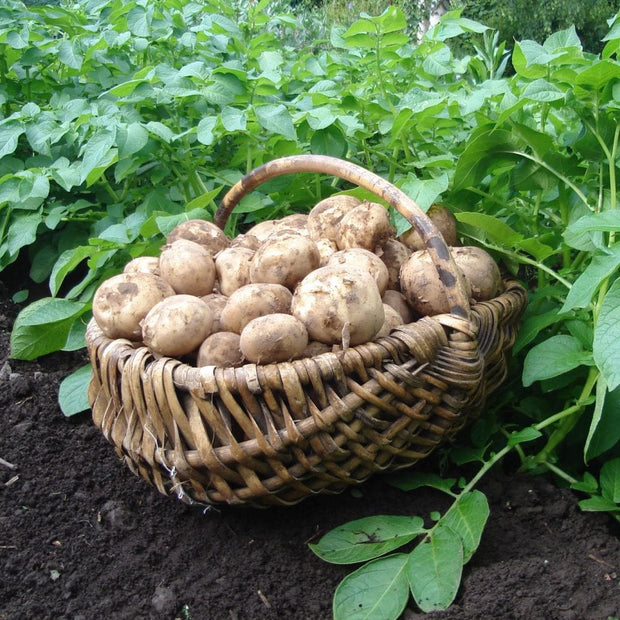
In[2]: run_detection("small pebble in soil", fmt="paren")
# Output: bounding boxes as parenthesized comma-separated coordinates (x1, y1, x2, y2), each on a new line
(99, 500, 137, 531)
(151, 585, 177, 615)
(10, 373, 32, 399)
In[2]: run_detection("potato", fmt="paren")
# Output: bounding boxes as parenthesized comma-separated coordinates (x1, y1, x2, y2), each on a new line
(166, 219, 230, 255)
(231, 233, 262, 252)
(220, 283, 293, 334)
(382, 289, 417, 324)
(215, 246, 255, 296)
(336, 201, 395, 251)
(400, 250, 471, 316)
(159, 239, 216, 297)
(197, 332, 244, 367)
(250, 233, 320, 290)
(245, 219, 280, 243)
(92, 272, 175, 341)
(200, 293, 228, 333)
(277, 213, 310, 235)
(123, 256, 160, 276)
(399, 204, 458, 251)
(378, 238, 411, 291)
(375, 304, 405, 338)
(311, 238, 335, 266)
(327, 248, 390, 296)
(451, 246, 504, 301)
(307, 195, 361, 242)
(291, 265, 385, 347)
(240, 314, 308, 364)
(301, 340, 332, 357)
(141, 294, 214, 357)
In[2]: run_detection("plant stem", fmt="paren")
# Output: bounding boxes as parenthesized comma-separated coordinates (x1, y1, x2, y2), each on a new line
(532, 367, 599, 464)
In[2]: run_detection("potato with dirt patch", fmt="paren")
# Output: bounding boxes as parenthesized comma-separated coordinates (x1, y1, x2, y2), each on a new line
(336, 201, 395, 251)
(400, 250, 471, 316)
(240, 314, 308, 364)
(141, 294, 214, 357)
(159, 239, 216, 297)
(307, 195, 361, 242)
(291, 265, 384, 347)
(215, 246, 255, 296)
(92, 272, 175, 341)
(123, 256, 160, 276)
(327, 248, 389, 296)
(249, 232, 320, 290)
(399, 204, 458, 251)
(376, 304, 405, 337)
(220, 283, 293, 334)
(451, 246, 504, 301)
(166, 219, 230, 255)
(197, 331, 244, 367)
(379, 238, 411, 291)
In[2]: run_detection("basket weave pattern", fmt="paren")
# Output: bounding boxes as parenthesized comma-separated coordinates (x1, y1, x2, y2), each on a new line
(86, 156, 527, 507)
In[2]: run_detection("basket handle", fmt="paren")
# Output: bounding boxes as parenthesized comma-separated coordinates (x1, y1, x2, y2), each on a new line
(214, 154, 470, 319)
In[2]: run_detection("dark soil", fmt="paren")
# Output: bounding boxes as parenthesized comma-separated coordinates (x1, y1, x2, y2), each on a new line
(1, 277, 619, 620)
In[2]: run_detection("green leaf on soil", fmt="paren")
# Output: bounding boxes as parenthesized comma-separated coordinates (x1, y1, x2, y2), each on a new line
(58, 364, 92, 417)
(309, 515, 425, 564)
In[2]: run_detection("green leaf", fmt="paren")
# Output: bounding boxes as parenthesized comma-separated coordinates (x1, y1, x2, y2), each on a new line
(560, 245, 620, 313)
(197, 117, 217, 146)
(600, 458, 620, 504)
(58, 39, 83, 70)
(508, 427, 543, 447)
(407, 525, 463, 612)
(145, 121, 174, 144)
(400, 173, 449, 212)
(593, 279, 620, 391)
(522, 78, 564, 102)
(578, 496, 619, 513)
(586, 384, 620, 461)
(333, 554, 409, 620)
(221, 106, 247, 132)
(5, 212, 42, 260)
(387, 472, 456, 495)
(523, 335, 593, 387)
(81, 129, 116, 184)
(513, 310, 566, 355)
(564, 211, 620, 251)
(309, 515, 425, 564)
(10, 298, 89, 360)
(455, 212, 522, 245)
(58, 364, 92, 417)
(0, 122, 25, 158)
(254, 104, 296, 141)
(310, 125, 347, 158)
(116, 122, 149, 158)
(442, 491, 489, 563)
(49, 246, 94, 297)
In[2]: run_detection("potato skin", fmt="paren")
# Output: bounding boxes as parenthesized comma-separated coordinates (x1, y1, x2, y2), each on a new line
(166, 219, 230, 255)
(376, 304, 405, 337)
(215, 246, 255, 296)
(245, 219, 280, 243)
(220, 283, 293, 334)
(451, 246, 504, 301)
(327, 248, 390, 296)
(93, 272, 175, 340)
(399, 204, 458, 251)
(123, 256, 160, 276)
(200, 293, 228, 333)
(291, 265, 385, 346)
(159, 239, 216, 297)
(307, 195, 361, 242)
(400, 250, 471, 316)
(379, 238, 411, 291)
(382, 289, 417, 324)
(240, 314, 308, 364)
(141, 294, 214, 357)
(250, 233, 320, 290)
(197, 332, 244, 367)
(336, 201, 395, 251)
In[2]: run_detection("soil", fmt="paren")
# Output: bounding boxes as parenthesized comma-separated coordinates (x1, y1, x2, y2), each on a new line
(1, 275, 619, 620)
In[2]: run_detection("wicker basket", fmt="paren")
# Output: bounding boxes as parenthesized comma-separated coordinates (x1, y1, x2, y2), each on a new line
(86, 155, 527, 507)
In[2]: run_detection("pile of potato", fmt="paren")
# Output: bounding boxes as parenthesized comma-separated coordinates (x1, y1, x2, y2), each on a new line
(92, 197, 504, 367)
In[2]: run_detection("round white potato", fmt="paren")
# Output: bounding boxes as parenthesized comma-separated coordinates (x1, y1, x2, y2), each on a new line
(451, 246, 504, 301)
(291, 265, 384, 347)
(307, 195, 361, 242)
(379, 238, 411, 291)
(166, 219, 230, 255)
(123, 256, 160, 276)
(141, 294, 214, 357)
(399, 204, 458, 251)
(220, 283, 293, 334)
(240, 314, 308, 364)
(336, 201, 395, 251)
(327, 248, 390, 296)
(197, 332, 244, 367)
(215, 246, 255, 296)
(159, 239, 216, 297)
(92, 272, 175, 341)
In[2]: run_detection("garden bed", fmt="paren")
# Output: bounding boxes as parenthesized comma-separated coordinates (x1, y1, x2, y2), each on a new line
(1, 276, 619, 619)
